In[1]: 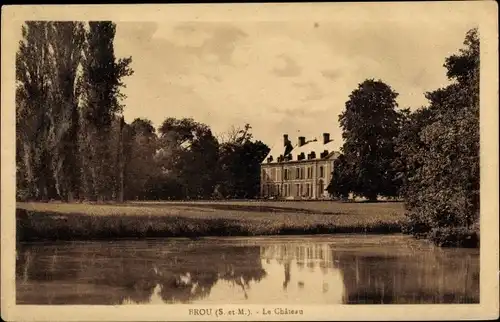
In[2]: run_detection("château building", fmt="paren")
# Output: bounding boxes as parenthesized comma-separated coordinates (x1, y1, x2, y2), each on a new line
(260, 133, 340, 200)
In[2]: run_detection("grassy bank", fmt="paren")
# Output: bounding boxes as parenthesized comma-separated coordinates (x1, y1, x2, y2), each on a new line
(16, 201, 405, 241)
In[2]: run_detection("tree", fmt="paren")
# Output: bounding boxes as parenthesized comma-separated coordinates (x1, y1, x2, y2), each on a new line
(155, 117, 219, 199)
(16, 21, 134, 202)
(327, 154, 353, 200)
(393, 107, 433, 202)
(398, 28, 479, 247)
(216, 124, 270, 199)
(338, 79, 404, 201)
(123, 118, 159, 200)
(16, 22, 57, 201)
(46, 22, 86, 201)
(79, 21, 133, 201)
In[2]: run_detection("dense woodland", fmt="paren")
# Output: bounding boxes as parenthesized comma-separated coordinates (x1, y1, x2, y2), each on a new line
(16, 22, 479, 245)
(16, 21, 269, 203)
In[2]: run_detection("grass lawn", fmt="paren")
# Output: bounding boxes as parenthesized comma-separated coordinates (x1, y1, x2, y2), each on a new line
(16, 200, 406, 241)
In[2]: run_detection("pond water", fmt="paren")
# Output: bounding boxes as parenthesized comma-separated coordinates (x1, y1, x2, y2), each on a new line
(16, 235, 479, 305)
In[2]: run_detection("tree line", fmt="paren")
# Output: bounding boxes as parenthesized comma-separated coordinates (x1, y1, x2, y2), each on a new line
(15, 21, 270, 202)
(327, 28, 479, 246)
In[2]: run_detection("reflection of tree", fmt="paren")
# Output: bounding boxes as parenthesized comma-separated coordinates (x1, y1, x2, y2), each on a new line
(16, 241, 267, 305)
(258, 241, 479, 305)
(16, 244, 78, 283)
(18, 239, 478, 305)
(156, 271, 218, 303)
(156, 246, 266, 303)
(330, 249, 480, 304)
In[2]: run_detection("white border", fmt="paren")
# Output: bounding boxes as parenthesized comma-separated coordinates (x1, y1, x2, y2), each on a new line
(2, 2, 498, 321)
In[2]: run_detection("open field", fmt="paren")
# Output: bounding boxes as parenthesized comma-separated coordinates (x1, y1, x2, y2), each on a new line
(16, 201, 406, 241)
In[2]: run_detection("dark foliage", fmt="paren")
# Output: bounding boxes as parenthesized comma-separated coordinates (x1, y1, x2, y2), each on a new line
(215, 124, 270, 199)
(334, 79, 405, 200)
(16, 21, 133, 202)
(396, 28, 480, 247)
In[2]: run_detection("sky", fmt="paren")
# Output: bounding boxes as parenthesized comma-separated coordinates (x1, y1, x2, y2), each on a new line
(112, 18, 476, 149)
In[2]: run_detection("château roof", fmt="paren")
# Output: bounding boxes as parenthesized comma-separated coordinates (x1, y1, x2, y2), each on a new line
(262, 134, 340, 165)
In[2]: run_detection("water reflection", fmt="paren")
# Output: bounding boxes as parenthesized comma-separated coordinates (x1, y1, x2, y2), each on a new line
(16, 235, 479, 305)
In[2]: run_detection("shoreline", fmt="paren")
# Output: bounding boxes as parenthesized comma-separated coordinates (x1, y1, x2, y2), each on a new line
(16, 201, 404, 242)
(16, 209, 402, 242)
(15, 201, 478, 248)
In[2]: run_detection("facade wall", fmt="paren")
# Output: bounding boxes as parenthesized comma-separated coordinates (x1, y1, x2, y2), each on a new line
(260, 158, 335, 200)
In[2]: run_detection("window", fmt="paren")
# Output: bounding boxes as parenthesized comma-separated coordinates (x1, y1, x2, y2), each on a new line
(296, 184, 300, 196)
(318, 180, 324, 196)
(296, 168, 300, 179)
(319, 166, 324, 178)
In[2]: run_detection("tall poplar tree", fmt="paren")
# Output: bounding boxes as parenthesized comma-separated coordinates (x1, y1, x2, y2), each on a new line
(16, 20, 133, 202)
(80, 21, 133, 201)
(16, 21, 55, 200)
(46, 21, 86, 201)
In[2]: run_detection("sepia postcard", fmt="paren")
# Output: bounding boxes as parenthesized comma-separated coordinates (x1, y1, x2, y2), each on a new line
(1, 2, 499, 321)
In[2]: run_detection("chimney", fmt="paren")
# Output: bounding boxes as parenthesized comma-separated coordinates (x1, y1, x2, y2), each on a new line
(283, 134, 289, 146)
(323, 133, 330, 144)
(298, 136, 306, 147)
